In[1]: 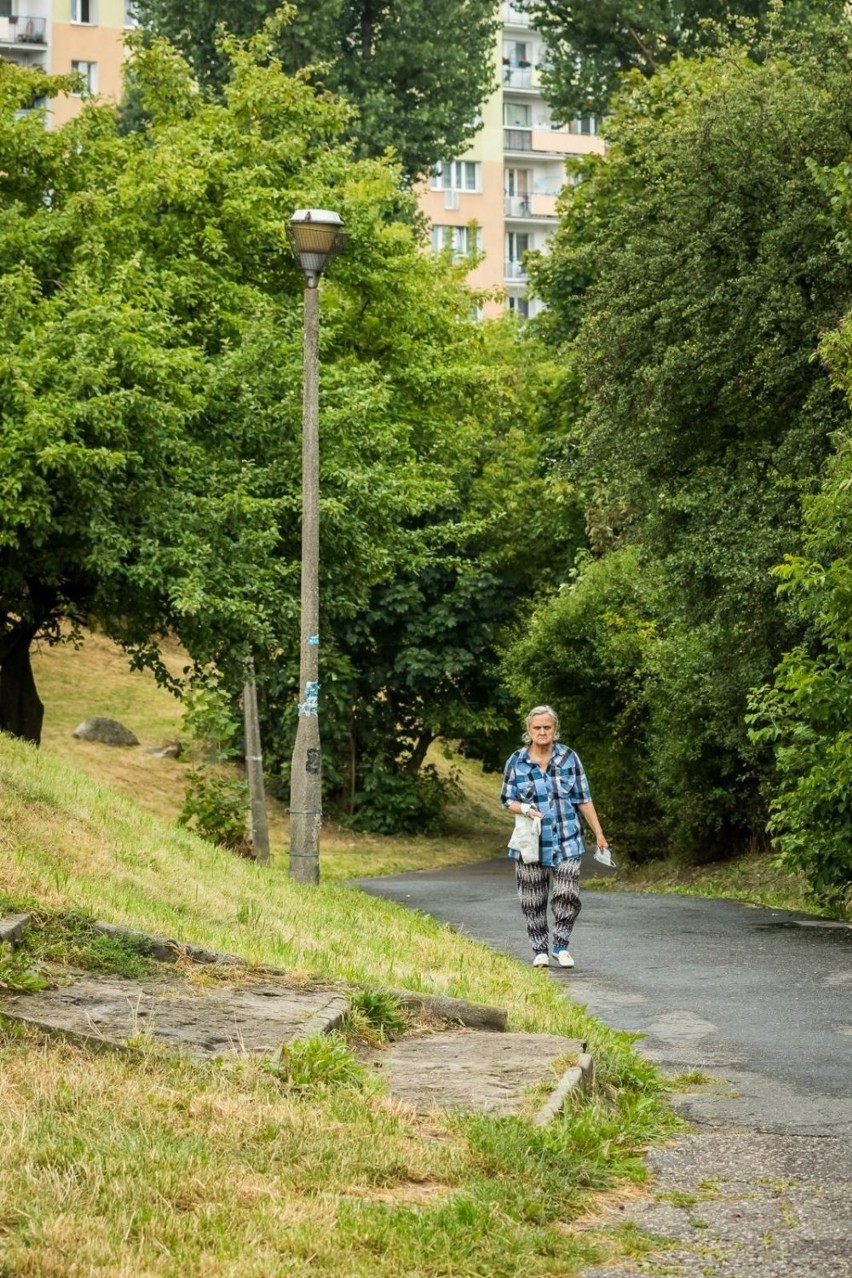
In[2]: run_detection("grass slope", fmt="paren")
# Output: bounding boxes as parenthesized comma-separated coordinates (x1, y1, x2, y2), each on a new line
(31, 629, 509, 879)
(0, 732, 675, 1278)
(32, 629, 840, 914)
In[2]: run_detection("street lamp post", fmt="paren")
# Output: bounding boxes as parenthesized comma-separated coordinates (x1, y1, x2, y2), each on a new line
(286, 209, 347, 885)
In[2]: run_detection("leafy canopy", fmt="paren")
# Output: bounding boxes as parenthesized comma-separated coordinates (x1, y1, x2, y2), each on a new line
(0, 37, 579, 834)
(132, 0, 500, 180)
(522, 0, 845, 122)
(747, 152, 852, 906)
(521, 17, 852, 858)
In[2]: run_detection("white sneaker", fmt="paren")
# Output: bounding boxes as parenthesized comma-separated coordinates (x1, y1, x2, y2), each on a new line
(532, 952, 550, 967)
(552, 948, 574, 968)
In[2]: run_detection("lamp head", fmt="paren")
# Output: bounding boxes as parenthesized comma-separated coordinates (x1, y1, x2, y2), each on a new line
(287, 209, 347, 285)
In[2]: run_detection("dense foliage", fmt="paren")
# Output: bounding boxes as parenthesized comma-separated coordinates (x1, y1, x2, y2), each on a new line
(131, 0, 499, 181)
(522, 0, 845, 121)
(747, 155, 852, 905)
(519, 19, 852, 886)
(747, 438, 852, 905)
(0, 38, 581, 833)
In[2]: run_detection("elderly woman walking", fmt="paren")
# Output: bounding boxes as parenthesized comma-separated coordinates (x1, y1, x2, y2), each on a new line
(501, 705, 609, 968)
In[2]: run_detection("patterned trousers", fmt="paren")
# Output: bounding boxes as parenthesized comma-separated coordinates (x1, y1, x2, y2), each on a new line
(515, 858, 582, 955)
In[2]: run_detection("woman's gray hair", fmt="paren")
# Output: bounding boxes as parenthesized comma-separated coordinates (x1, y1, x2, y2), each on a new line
(522, 704, 560, 743)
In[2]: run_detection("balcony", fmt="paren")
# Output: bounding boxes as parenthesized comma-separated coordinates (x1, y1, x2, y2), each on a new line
(504, 260, 529, 281)
(504, 195, 532, 218)
(504, 128, 532, 152)
(0, 14, 47, 45)
(504, 193, 559, 220)
(502, 65, 533, 90)
(532, 127, 604, 156)
(502, 3, 530, 27)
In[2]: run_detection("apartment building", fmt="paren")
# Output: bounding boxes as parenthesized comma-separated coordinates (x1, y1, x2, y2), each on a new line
(0, 0, 131, 126)
(419, 2, 605, 319)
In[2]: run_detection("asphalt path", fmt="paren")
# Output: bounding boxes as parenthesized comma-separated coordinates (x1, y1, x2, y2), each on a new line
(354, 853, 852, 1137)
(354, 854, 852, 1273)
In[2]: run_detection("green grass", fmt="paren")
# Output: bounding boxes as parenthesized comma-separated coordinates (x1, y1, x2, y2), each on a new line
(584, 849, 850, 921)
(29, 627, 510, 879)
(0, 729, 678, 1277)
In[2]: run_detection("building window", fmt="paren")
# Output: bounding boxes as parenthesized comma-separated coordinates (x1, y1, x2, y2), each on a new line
(505, 231, 531, 280)
(431, 161, 481, 193)
(503, 40, 534, 86)
(430, 224, 480, 260)
(570, 116, 600, 136)
(71, 0, 96, 24)
(71, 60, 98, 95)
(124, 0, 138, 26)
(505, 169, 530, 198)
(504, 102, 531, 129)
(503, 40, 531, 67)
(506, 231, 531, 261)
(507, 296, 530, 319)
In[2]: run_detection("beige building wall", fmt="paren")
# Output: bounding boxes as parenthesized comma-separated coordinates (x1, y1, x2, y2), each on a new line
(418, 2, 606, 319)
(0, 1, 130, 126)
(50, 0, 130, 126)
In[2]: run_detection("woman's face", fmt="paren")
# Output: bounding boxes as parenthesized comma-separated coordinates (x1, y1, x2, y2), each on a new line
(529, 715, 555, 744)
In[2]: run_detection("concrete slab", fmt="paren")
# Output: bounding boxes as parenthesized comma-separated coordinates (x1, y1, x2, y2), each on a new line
(0, 914, 31, 946)
(364, 1028, 585, 1117)
(0, 973, 348, 1060)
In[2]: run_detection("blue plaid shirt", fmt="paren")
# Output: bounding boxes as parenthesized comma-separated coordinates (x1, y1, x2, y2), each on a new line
(501, 743, 592, 866)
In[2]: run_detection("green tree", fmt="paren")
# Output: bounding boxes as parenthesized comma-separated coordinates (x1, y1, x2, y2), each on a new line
(505, 546, 662, 857)
(746, 434, 852, 907)
(522, 0, 844, 122)
(525, 20, 852, 858)
(747, 152, 852, 907)
(252, 320, 586, 833)
(0, 42, 478, 750)
(132, 0, 499, 181)
(0, 42, 568, 836)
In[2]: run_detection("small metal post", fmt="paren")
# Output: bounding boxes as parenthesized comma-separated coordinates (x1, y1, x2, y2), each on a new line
(242, 655, 270, 866)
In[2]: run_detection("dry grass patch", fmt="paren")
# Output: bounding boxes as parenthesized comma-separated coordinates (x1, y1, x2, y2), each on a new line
(0, 1029, 467, 1277)
(29, 628, 509, 879)
(0, 1022, 670, 1278)
(0, 732, 677, 1278)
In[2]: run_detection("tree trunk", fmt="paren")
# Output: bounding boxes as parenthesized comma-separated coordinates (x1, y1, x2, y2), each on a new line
(404, 729, 434, 776)
(360, 0, 375, 60)
(0, 623, 44, 745)
(348, 704, 358, 816)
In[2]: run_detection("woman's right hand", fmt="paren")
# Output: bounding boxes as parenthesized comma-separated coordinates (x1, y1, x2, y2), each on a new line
(520, 803, 543, 820)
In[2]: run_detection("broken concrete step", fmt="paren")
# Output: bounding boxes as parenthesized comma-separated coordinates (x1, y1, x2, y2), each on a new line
(0, 914, 31, 946)
(0, 973, 348, 1060)
(364, 1028, 589, 1120)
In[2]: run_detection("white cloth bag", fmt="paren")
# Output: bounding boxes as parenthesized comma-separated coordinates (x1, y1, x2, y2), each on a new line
(509, 813, 541, 864)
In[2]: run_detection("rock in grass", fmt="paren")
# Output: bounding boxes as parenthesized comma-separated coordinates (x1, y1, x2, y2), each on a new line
(72, 717, 139, 747)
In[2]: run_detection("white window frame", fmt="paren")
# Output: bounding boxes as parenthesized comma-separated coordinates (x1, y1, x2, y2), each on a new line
(71, 60, 98, 95)
(431, 161, 481, 194)
(505, 230, 531, 262)
(570, 116, 600, 136)
(502, 40, 531, 68)
(71, 0, 97, 25)
(430, 224, 481, 260)
(504, 102, 532, 129)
